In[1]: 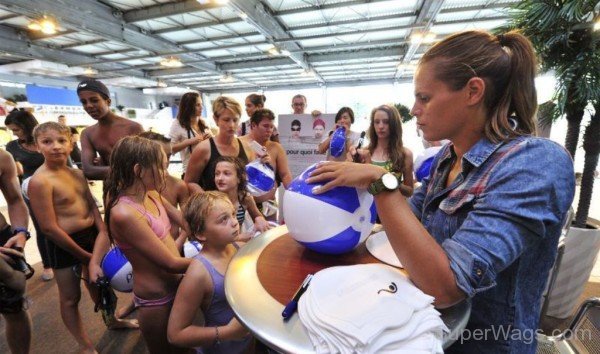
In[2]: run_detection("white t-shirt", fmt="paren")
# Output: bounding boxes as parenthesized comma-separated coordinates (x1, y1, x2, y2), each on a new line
(168, 119, 199, 171)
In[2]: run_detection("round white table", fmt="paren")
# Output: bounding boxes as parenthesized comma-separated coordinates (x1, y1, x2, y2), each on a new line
(225, 225, 471, 353)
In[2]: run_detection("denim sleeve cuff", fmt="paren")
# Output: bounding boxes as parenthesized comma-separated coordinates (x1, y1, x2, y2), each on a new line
(442, 238, 497, 298)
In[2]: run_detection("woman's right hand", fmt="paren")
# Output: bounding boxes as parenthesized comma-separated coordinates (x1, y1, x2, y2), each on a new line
(307, 161, 386, 193)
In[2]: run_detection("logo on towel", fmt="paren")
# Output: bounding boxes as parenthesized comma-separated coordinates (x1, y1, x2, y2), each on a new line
(377, 282, 398, 295)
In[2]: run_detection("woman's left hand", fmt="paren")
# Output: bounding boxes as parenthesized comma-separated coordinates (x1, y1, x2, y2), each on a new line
(307, 161, 386, 193)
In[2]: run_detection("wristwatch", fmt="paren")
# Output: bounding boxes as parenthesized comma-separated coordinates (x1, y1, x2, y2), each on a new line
(367, 172, 400, 195)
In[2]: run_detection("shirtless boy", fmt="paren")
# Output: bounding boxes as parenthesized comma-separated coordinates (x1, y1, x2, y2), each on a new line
(77, 78, 143, 180)
(28, 123, 136, 353)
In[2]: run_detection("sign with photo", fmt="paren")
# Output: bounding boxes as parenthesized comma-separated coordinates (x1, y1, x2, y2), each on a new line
(279, 113, 336, 178)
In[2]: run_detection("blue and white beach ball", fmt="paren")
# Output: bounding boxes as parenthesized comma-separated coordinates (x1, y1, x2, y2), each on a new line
(246, 160, 275, 197)
(283, 163, 376, 254)
(183, 240, 203, 258)
(101, 247, 133, 293)
(329, 126, 347, 157)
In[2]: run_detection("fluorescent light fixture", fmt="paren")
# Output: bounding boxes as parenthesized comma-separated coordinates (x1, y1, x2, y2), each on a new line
(238, 12, 248, 20)
(157, 80, 168, 88)
(102, 76, 158, 88)
(281, 49, 291, 56)
(0, 60, 86, 77)
(0, 81, 26, 88)
(160, 57, 183, 68)
(594, 19, 600, 31)
(215, 0, 229, 4)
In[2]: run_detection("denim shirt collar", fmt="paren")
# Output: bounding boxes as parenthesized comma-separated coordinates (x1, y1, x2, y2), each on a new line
(439, 137, 505, 170)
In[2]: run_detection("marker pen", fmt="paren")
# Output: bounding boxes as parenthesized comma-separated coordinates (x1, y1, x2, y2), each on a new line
(282, 274, 313, 320)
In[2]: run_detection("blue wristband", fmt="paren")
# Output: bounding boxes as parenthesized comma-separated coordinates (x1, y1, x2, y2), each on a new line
(12, 227, 31, 240)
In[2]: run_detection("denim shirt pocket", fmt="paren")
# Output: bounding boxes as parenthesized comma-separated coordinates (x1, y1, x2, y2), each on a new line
(438, 193, 477, 238)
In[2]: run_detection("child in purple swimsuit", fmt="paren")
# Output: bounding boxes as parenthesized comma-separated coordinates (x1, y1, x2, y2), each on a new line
(168, 191, 252, 353)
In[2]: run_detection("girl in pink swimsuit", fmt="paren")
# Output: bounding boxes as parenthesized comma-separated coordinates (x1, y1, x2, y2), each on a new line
(104, 136, 191, 354)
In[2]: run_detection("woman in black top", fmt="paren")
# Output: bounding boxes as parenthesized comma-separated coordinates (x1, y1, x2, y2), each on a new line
(4, 109, 53, 280)
(184, 96, 253, 193)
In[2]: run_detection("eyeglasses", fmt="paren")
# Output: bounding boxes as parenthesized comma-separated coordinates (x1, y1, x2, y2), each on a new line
(291, 127, 301, 131)
(293, 103, 305, 107)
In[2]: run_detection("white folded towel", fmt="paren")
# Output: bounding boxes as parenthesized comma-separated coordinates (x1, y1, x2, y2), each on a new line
(298, 264, 448, 354)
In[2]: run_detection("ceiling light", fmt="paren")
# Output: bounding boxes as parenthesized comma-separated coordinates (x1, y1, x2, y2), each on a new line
(28, 15, 57, 35)
(84, 67, 97, 76)
(219, 73, 234, 83)
(301, 69, 316, 77)
(157, 80, 168, 88)
(215, 0, 229, 4)
(160, 56, 183, 67)
(594, 19, 600, 31)
(410, 32, 435, 45)
(267, 46, 280, 56)
(238, 12, 248, 20)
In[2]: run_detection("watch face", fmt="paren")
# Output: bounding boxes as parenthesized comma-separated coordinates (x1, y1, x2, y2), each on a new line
(382, 173, 399, 190)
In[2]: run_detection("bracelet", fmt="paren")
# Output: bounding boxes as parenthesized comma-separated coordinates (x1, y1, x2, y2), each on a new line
(12, 227, 31, 240)
(214, 326, 221, 346)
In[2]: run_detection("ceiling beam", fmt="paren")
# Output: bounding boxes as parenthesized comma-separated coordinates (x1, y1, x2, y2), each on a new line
(274, 0, 392, 16)
(202, 76, 413, 94)
(151, 17, 241, 35)
(228, 0, 324, 81)
(289, 11, 415, 31)
(0, 1, 220, 74)
(395, 0, 445, 79)
(219, 46, 405, 71)
(60, 39, 106, 49)
(0, 24, 145, 77)
(122, 1, 223, 23)
(28, 29, 77, 41)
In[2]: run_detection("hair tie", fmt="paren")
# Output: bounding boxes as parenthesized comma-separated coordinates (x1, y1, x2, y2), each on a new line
(497, 34, 506, 46)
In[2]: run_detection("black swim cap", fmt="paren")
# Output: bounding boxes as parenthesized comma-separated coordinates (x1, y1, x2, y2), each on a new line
(77, 78, 110, 99)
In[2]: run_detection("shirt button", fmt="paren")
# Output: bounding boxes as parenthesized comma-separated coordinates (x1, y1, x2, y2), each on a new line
(476, 269, 482, 276)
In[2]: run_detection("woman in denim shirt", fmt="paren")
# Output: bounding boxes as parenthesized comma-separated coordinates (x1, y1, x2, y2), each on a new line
(308, 30, 575, 353)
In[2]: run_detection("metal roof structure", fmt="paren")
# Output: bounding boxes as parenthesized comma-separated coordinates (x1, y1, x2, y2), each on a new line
(0, 0, 517, 93)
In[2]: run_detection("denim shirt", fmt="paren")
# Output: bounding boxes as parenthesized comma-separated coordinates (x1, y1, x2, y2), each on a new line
(409, 136, 574, 354)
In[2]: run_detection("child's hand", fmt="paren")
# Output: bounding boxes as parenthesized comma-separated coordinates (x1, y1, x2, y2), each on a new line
(253, 216, 271, 233)
(259, 153, 272, 165)
(88, 261, 104, 284)
(223, 318, 249, 340)
(235, 232, 253, 242)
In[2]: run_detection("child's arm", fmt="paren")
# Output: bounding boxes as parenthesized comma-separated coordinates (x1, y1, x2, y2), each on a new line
(244, 195, 270, 232)
(167, 259, 249, 347)
(0, 150, 29, 249)
(156, 191, 190, 236)
(183, 140, 209, 194)
(111, 202, 190, 273)
(80, 128, 109, 180)
(83, 173, 110, 283)
(28, 175, 92, 263)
